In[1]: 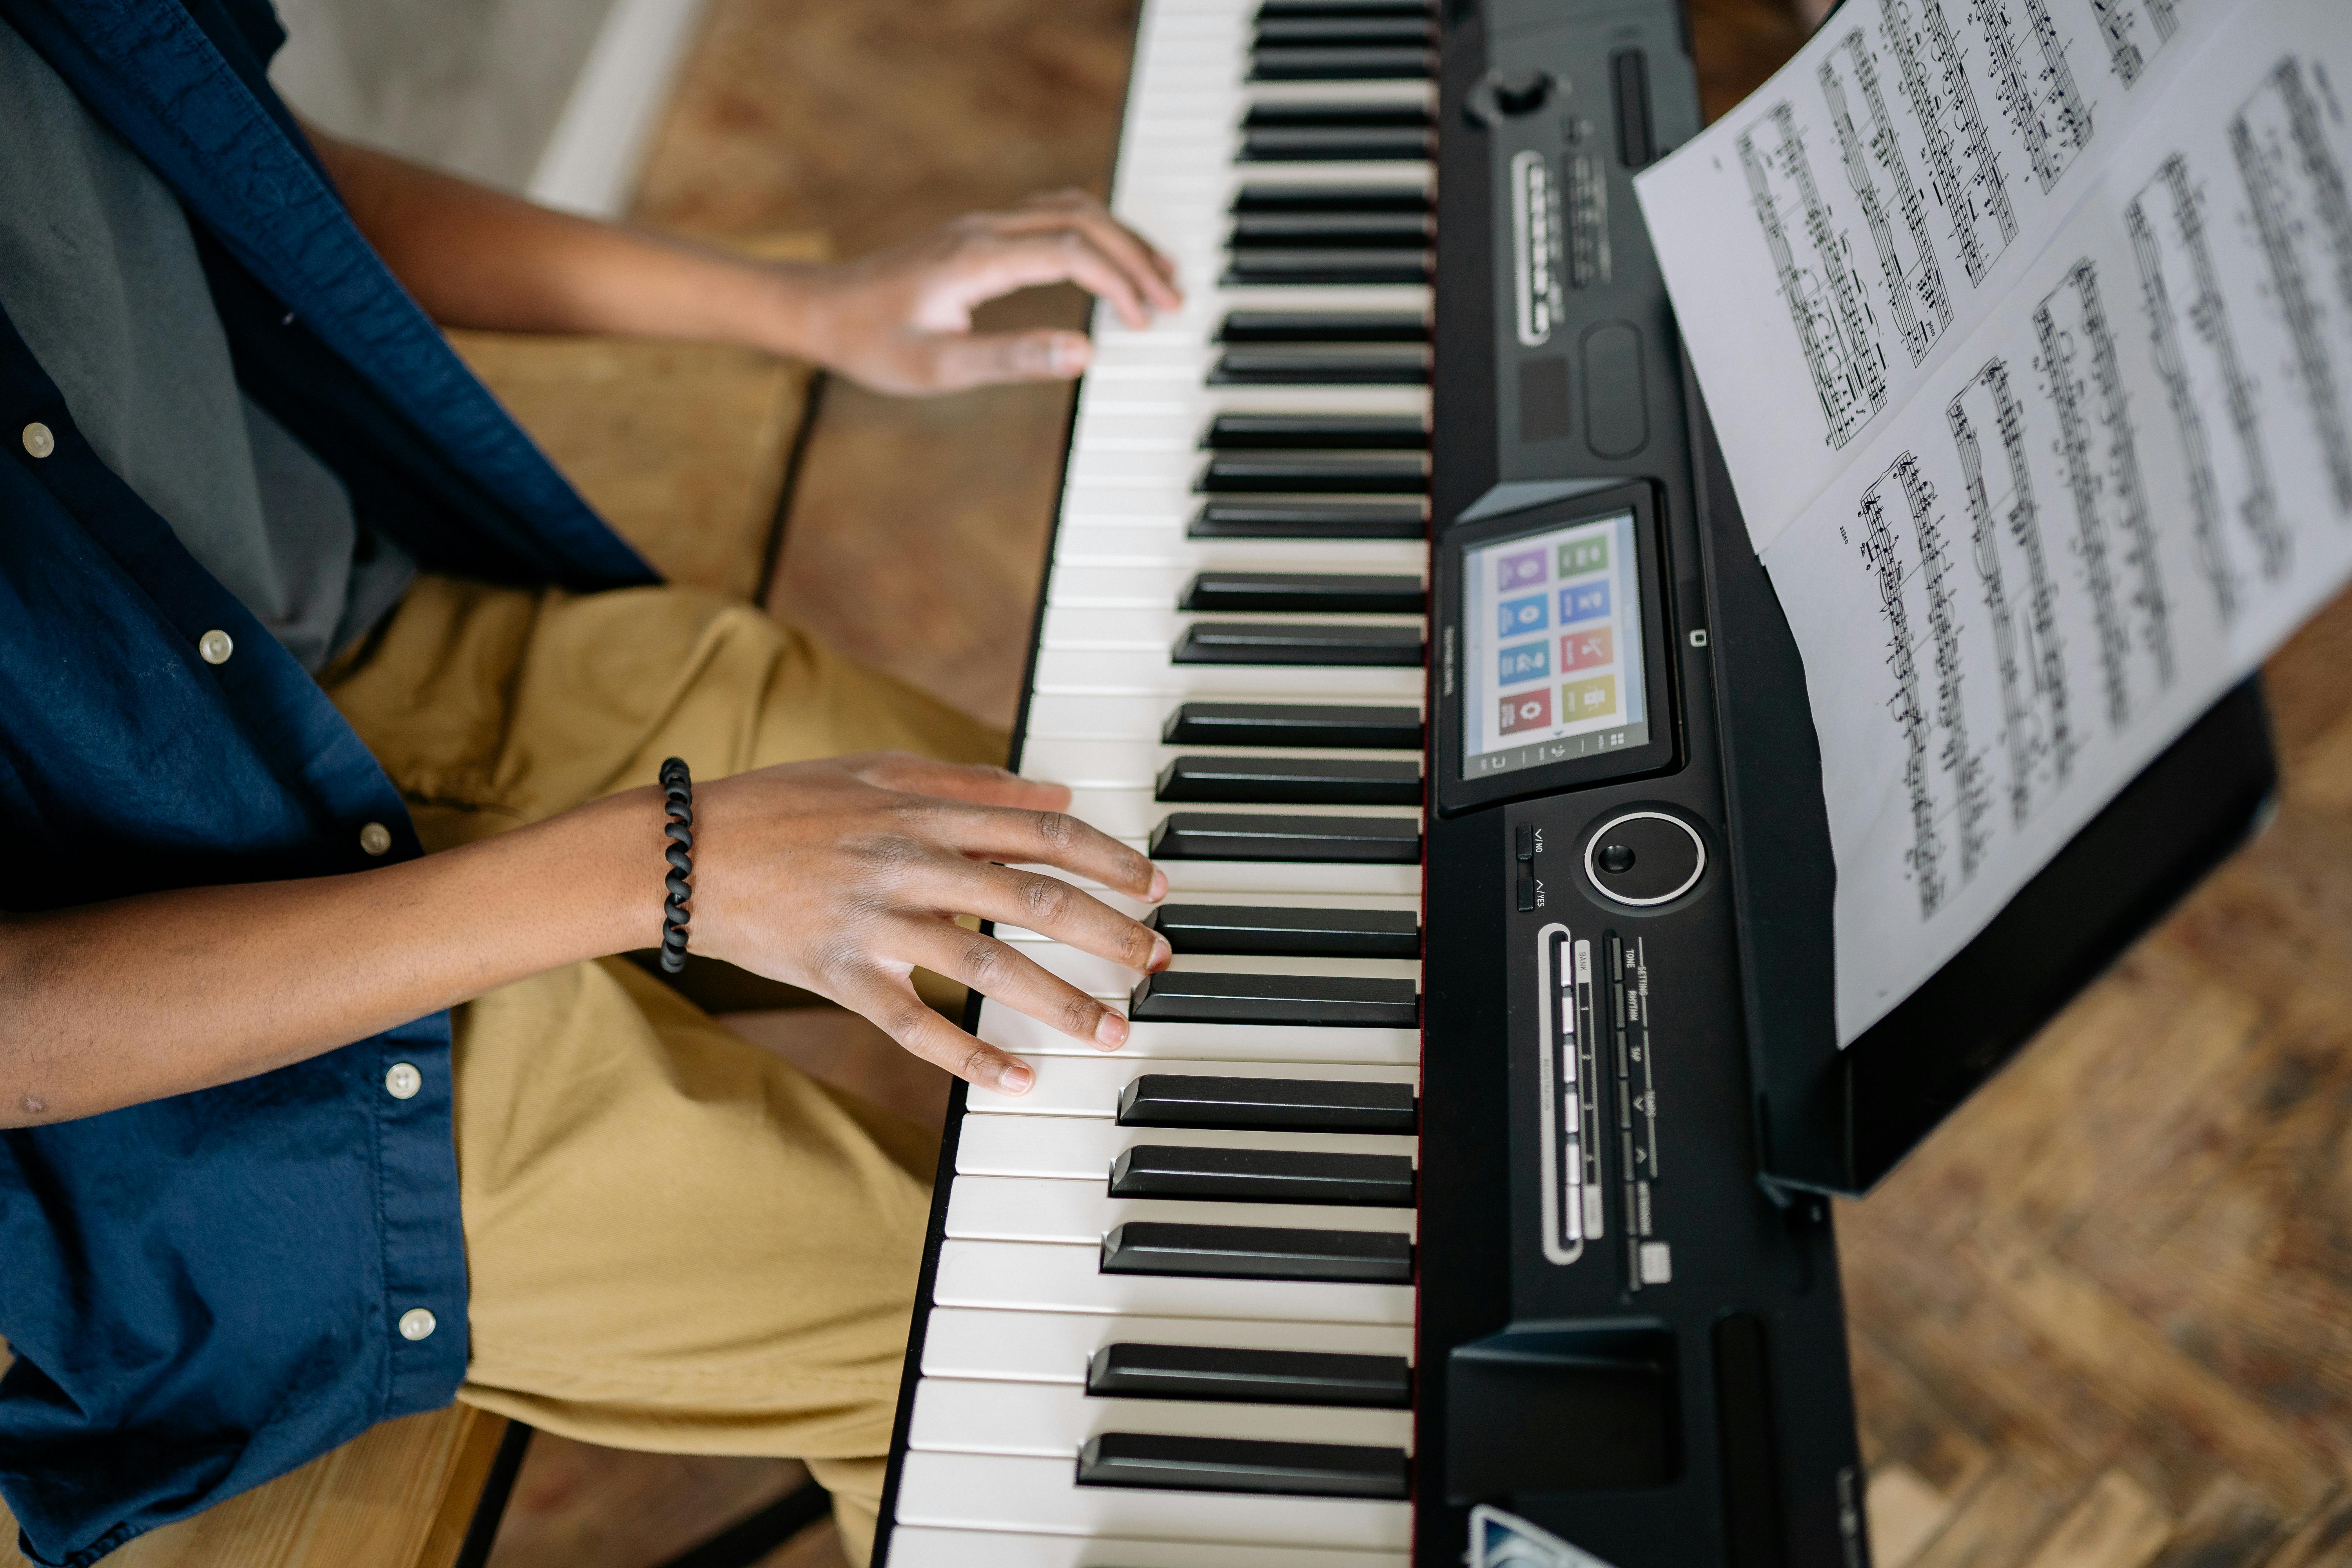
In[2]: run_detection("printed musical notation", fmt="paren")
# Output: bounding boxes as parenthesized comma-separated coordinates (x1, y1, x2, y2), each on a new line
(1642, 0, 2352, 1041)
(1739, 103, 1892, 448)
(1823, 30, 1955, 364)
(2230, 58, 2352, 515)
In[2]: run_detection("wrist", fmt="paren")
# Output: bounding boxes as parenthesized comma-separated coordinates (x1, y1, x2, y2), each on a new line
(742, 260, 838, 365)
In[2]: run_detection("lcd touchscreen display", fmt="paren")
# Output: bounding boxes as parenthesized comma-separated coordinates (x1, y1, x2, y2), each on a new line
(1461, 510, 1650, 780)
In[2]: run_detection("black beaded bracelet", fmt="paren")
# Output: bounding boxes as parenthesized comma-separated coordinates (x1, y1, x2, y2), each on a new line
(657, 757, 694, 973)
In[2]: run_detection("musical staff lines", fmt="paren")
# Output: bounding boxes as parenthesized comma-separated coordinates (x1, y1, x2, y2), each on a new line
(2126, 153, 2288, 608)
(2229, 56, 2352, 515)
(1860, 456, 1951, 915)
(1824, 29, 1956, 365)
(1975, 0, 2094, 192)
(1740, 102, 1892, 447)
(1882, 0, 2017, 289)
(1948, 358, 2074, 825)
(2035, 261, 2173, 731)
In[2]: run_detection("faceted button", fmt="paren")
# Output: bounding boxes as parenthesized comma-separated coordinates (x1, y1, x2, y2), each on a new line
(359, 821, 393, 857)
(20, 422, 53, 458)
(198, 629, 234, 665)
(384, 1062, 422, 1100)
(397, 1307, 437, 1341)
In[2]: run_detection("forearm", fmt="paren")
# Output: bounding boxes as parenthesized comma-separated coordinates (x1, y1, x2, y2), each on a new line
(308, 130, 814, 354)
(0, 790, 662, 1128)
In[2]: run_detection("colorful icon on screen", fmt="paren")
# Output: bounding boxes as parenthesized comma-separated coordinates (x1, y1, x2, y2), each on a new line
(1499, 688, 1552, 733)
(1561, 626, 1613, 671)
(1563, 674, 1618, 719)
(1497, 593, 1548, 638)
(1498, 641, 1550, 685)
(1558, 535, 1609, 578)
(1560, 581, 1612, 625)
(1497, 548, 1548, 590)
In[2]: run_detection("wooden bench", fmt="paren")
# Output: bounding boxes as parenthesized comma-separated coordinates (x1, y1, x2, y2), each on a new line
(0, 234, 828, 1568)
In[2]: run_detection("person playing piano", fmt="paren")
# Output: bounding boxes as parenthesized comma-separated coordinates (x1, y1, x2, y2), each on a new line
(0, 3, 1178, 1564)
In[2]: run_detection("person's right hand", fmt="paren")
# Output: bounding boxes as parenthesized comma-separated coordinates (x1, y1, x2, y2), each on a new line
(678, 751, 1168, 1095)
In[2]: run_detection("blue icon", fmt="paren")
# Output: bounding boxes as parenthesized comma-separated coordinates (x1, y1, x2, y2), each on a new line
(1497, 593, 1549, 638)
(1498, 641, 1550, 685)
(1560, 581, 1612, 625)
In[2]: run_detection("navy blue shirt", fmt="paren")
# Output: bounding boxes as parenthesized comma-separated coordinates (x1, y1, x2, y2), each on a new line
(0, 2, 656, 1563)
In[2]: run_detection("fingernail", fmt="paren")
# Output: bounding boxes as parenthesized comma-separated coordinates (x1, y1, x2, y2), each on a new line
(996, 1060, 1034, 1094)
(1149, 934, 1172, 972)
(1052, 333, 1091, 374)
(1148, 867, 1169, 901)
(1094, 1011, 1129, 1049)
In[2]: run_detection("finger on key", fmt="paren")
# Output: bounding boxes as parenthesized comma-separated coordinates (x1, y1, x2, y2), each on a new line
(936, 801, 1165, 900)
(997, 193, 1183, 309)
(841, 969, 1037, 1093)
(899, 917, 1131, 1052)
(950, 862, 1171, 974)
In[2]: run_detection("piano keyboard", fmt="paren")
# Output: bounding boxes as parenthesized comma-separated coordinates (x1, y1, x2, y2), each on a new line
(884, 0, 1434, 1559)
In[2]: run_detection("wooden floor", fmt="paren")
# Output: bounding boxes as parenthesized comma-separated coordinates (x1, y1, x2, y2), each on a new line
(481, 0, 2352, 1564)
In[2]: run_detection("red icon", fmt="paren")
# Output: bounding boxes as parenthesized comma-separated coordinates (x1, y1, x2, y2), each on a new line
(1499, 689, 1552, 734)
(1560, 627, 1614, 671)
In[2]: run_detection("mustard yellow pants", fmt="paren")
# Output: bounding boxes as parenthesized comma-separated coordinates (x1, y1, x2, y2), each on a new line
(324, 576, 1004, 1564)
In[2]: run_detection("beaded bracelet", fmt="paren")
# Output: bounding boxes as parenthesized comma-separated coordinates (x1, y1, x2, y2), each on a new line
(657, 757, 694, 973)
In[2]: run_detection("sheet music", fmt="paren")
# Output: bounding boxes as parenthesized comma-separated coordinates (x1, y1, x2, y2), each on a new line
(1636, 0, 2352, 1040)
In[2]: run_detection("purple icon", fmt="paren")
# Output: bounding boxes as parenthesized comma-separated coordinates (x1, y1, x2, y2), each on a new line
(1497, 548, 1547, 590)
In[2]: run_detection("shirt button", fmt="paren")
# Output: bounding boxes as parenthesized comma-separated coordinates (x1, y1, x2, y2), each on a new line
(198, 629, 234, 665)
(397, 1308, 437, 1342)
(359, 821, 393, 857)
(384, 1061, 422, 1100)
(20, 422, 53, 458)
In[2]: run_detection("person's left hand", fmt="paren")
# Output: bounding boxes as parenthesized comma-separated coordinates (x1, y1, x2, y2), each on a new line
(791, 189, 1183, 394)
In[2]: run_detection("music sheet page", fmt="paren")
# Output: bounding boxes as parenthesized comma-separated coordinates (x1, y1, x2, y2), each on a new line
(1634, 0, 2352, 1040)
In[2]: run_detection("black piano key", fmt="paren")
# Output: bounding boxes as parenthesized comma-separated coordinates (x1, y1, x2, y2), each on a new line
(1181, 573, 1425, 614)
(1230, 212, 1433, 249)
(1192, 500, 1427, 539)
(1210, 347, 1429, 385)
(1217, 311, 1430, 344)
(1151, 812, 1421, 864)
(1156, 755, 1423, 806)
(1129, 969, 1419, 1027)
(1087, 1341, 1412, 1407)
(1206, 413, 1426, 448)
(1119, 1073, 1419, 1134)
(1100, 1221, 1413, 1284)
(1230, 181, 1429, 213)
(1256, 0, 1436, 22)
(1197, 454, 1428, 493)
(1148, 903, 1421, 959)
(1173, 622, 1424, 666)
(1221, 252, 1431, 288)
(1111, 1145, 1417, 1206)
(1078, 1432, 1410, 1499)
(1241, 127, 1435, 162)
(1162, 702, 1424, 750)
(1249, 45, 1434, 80)
(1255, 16, 1436, 45)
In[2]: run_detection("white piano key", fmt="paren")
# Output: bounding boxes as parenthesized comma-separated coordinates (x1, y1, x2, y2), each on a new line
(1022, 693, 1421, 743)
(909, 1377, 1414, 1457)
(978, 1009, 1418, 1065)
(1005, 850, 1421, 898)
(1053, 535, 1429, 575)
(944, 1173, 1416, 1245)
(1031, 650, 1425, 698)
(931, 1240, 1415, 1325)
(964, 1051, 1417, 1118)
(1041, 608, 1425, 651)
(918, 1306, 1414, 1382)
(893, 1451, 1412, 1550)
(1049, 565, 1427, 609)
(886, 1526, 1408, 1568)
(1067, 790, 1419, 840)
(1020, 941, 1417, 998)
(996, 887, 1421, 941)
(956, 1116, 1414, 1180)
(1022, 738, 1418, 789)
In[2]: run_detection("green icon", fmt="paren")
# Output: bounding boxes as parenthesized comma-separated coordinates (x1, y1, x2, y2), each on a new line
(1558, 535, 1609, 577)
